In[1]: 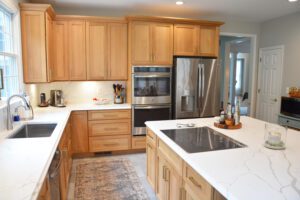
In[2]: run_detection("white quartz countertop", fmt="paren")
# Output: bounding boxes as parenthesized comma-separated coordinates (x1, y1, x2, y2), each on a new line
(0, 103, 131, 200)
(145, 116, 300, 200)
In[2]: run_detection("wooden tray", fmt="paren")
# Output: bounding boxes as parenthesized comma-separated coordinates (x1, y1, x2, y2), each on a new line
(214, 122, 242, 130)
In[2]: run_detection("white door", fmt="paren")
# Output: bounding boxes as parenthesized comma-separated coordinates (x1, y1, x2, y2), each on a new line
(256, 46, 284, 123)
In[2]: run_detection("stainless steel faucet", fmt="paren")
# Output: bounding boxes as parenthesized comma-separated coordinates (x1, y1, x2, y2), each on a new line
(7, 94, 34, 130)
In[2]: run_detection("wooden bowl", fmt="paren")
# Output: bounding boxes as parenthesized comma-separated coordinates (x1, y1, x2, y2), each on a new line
(225, 119, 234, 126)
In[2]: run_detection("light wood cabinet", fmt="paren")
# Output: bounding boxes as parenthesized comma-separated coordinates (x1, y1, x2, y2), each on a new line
(71, 111, 89, 153)
(132, 136, 146, 149)
(199, 26, 220, 57)
(52, 20, 69, 80)
(174, 24, 199, 56)
(20, 4, 54, 83)
(108, 23, 128, 80)
(68, 20, 87, 80)
(146, 129, 157, 190)
(174, 24, 220, 57)
(131, 22, 173, 65)
(86, 22, 127, 80)
(88, 119, 131, 136)
(37, 175, 50, 200)
(86, 21, 107, 80)
(89, 135, 131, 152)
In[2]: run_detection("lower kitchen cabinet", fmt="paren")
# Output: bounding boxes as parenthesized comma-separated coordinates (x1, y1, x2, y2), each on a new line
(146, 129, 157, 190)
(132, 136, 146, 149)
(71, 111, 89, 153)
(89, 135, 131, 152)
(37, 175, 51, 200)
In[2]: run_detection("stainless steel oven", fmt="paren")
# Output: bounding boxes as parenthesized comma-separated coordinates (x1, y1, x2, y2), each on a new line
(132, 104, 172, 136)
(132, 66, 172, 105)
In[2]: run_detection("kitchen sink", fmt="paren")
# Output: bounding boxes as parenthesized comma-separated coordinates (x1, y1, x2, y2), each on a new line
(9, 123, 57, 139)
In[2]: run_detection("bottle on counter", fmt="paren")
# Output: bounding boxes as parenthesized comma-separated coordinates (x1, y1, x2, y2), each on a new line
(220, 111, 226, 124)
(234, 99, 241, 125)
(227, 103, 232, 119)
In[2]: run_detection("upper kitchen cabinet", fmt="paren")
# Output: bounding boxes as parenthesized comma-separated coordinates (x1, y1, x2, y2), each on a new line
(199, 26, 220, 57)
(86, 21, 107, 80)
(130, 21, 173, 65)
(174, 24, 199, 56)
(20, 3, 55, 83)
(52, 20, 69, 81)
(174, 22, 222, 57)
(68, 20, 87, 80)
(107, 23, 128, 80)
(86, 21, 128, 80)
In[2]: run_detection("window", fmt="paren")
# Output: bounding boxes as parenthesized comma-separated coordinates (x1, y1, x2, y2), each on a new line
(0, 6, 19, 98)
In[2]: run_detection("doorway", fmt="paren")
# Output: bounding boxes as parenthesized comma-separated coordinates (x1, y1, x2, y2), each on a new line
(256, 46, 284, 123)
(219, 33, 257, 117)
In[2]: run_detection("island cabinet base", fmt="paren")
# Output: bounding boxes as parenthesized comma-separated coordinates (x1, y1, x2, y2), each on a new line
(146, 127, 226, 200)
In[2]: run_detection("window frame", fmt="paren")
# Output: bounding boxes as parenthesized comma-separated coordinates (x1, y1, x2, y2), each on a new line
(0, 1, 23, 100)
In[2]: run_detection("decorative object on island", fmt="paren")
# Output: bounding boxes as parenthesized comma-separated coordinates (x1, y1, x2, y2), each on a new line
(214, 99, 242, 129)
(288, 87, 300, 98)
(264, 123, 287, 150)
(0, 69, 3, 100)
(113, 84, 125, 104)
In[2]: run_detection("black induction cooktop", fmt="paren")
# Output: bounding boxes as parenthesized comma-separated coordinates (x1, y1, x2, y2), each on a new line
(161, 126, 246, 153)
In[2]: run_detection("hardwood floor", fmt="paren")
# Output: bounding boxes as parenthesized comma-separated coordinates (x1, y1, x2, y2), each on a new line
(67, 153, 157, 200)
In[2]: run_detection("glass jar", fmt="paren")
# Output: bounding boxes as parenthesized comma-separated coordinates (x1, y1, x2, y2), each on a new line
(264, 123, 287, 150)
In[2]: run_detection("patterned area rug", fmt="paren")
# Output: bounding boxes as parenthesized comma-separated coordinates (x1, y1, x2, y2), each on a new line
(74, 157, 149, 200)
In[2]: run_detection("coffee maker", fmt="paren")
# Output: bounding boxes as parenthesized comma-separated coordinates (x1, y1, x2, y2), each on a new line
(50, 90, 65, 107)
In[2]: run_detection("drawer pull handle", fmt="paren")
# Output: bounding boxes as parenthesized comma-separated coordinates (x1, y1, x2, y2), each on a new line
(104, 128, 119, 131)
(104, 143, 118, 147)
(103, 114, 118, 118)
(189, 176, 202, 189)
(162, 166, 166, 180)
(148, 134, 154, 139)
(165, 167, 170, 181)
(147, 143, 153, 149)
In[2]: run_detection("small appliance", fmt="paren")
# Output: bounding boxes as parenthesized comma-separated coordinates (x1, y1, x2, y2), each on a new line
(50, 90, 65, 107)
(38, 93, 49, 107)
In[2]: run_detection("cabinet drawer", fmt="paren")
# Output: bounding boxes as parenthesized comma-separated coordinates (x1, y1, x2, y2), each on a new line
(183, 163, 212, 200)
(88, 119, 131, 136)
(278, 116, 300, 130)
(157, 139, 182, 175)
(88, 109, 131, 120)
(132, 136, 146, 149)
(146, 128, 156, 145)
(89, 135, 131, 152)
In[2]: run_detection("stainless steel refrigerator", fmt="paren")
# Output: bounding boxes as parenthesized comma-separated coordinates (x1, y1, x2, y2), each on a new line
(172, 57, 220, 119)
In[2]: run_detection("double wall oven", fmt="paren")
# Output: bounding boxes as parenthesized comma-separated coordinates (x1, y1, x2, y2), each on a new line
(132, 66, 172, 136)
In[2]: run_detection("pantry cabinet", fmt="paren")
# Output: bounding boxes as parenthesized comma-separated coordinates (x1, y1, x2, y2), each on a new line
(20, 4, 54, 83)
(174, 24, 220, 57)
(131, 21, 173, 65)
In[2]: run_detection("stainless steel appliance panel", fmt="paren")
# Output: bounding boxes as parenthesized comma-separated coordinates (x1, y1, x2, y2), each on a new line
(173, 57, 220, 119)
(132, 104, 171, 136)
(198, 59, 220, 117)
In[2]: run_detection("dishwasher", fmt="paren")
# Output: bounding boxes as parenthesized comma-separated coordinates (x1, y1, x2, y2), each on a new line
(48, 148, 62, 200)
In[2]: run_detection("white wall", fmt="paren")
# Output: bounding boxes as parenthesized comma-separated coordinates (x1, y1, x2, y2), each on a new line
(260, 11, 300, 95)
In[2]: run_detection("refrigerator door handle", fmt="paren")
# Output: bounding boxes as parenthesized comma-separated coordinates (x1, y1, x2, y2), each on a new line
(201, 64, 205, 98)
(196, 65, 200, 110)
(198, 64, 202, 111)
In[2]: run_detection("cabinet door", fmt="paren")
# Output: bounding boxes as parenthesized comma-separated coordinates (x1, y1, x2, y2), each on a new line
(156, 153, 169, 200)
(71, 111, 88, 153)
(152, 23, 173, 65)
(131, 22, 152, 65)
(174, 24, 199, 56)
(86, 22, 107, 80)
(168, 166, 182, 200)
(21, 11, 47, 83)
(59, 150, 67, 200)
(52, 20, 69, 80)
(37, 175, 51, 200)
(107, 23, 128, 80)
(45, 13, 53, 82)
(199, 26, 219, 57)
(146, 141, 156, 190)
(68, 21, 87, 80)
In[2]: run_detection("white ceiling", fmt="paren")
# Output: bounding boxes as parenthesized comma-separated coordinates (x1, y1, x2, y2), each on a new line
(29, 0, 300, 22)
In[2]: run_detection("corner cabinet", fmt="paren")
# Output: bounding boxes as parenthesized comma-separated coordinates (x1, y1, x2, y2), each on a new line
(174, 24, 220, 57)
(20, 4, 54, 83)
(130, 21, 173, 65)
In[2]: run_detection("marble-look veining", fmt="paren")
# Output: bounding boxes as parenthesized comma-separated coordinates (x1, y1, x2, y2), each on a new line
(145, 117, 300, 200)
(0, 103, 131, 200)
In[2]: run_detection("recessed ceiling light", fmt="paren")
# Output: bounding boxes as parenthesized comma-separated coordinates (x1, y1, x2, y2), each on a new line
(288, 0, 298, 2)
(176, 1, 184, 5)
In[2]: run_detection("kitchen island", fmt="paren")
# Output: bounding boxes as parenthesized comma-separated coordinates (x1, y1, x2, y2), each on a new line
(145, 116, 300, 200)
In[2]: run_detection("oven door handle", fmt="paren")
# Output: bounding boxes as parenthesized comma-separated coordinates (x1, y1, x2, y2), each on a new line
(133, 73, 171, 78)
(134, 105, 171, 109)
